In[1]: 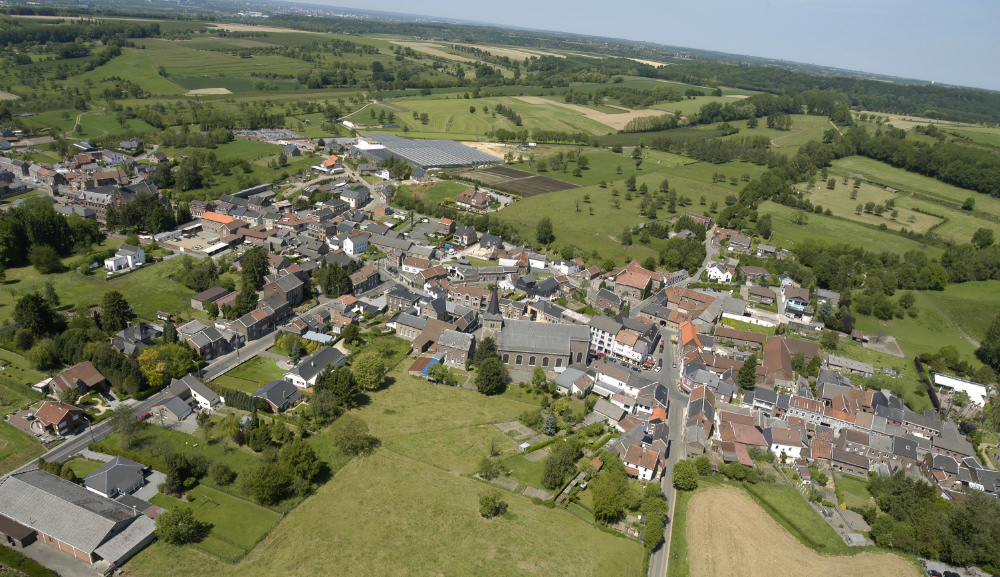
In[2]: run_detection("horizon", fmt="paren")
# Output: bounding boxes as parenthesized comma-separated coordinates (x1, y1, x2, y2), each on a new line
(290, 0, 1000, 92)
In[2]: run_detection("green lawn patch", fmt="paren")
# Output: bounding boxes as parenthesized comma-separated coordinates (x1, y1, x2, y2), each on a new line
(834, 473, 873, 510)
(0, 423, 44, 476)
(211, 357, 286, 393)
(743, 483, 852, 555)
(150, 484, 280, 562)
(719, 317, 776, 336)
(502, 453, 548, 488)
(63, 457, 106, 479)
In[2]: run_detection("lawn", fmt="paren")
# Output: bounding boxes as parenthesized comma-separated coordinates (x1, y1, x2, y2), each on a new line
(0, 423, 44, 476)
(503, 453, 548, 488)
(150, 485, 280, 562)
(401, 180, 470, 205)
(743, 482, 852, 555)
(758, 201, 943, 258)
(62, 457, 106, 479)
(210, 357, 287, 394)
(834, 473, 873, 510)
(125, 364, 639, 577)
(0, 253, 195, 324)
(719, 317, 776, 336)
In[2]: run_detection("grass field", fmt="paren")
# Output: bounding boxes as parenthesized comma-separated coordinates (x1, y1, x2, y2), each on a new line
(0, 423, 44, 476)
(151, 485, 280, 562)
(834, 473, 873, 510)
(719, 317, 776, 336)
(503, 453, 547, 488)
(126, 364, 639, 577)
(686, 486, 919, 577)
(0, 254, 195, 325)
(799, 181, 942, 234)
(210, 357, 287, 394)
(757, 201, 943, 257)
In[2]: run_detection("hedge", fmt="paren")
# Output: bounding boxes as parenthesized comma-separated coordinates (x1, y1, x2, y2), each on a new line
(0, 548, 57, 577)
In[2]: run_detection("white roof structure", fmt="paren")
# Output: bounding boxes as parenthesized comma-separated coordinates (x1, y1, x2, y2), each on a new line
(934, 373, 993, 406)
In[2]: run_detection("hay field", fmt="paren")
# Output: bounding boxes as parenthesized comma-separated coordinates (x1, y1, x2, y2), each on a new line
(514, 95, 667, 131)
(685, 487, 919, 577)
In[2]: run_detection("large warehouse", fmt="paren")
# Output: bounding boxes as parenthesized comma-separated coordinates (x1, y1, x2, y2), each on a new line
(356, 134, 501, 169)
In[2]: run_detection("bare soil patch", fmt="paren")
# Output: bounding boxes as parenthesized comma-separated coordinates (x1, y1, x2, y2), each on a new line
(513, 95, 666, 130)
(457, 165, 579, 196)
(0, 91, 19, 101)
(208, 23, 322, 35)
(459, 141, 510, 159)
(865, 335, 905, 358)
(686, 487, 919, 577)
(629, 58, 671, 67)
(186, 88, 233, 96)
(390, 41, 478, 63)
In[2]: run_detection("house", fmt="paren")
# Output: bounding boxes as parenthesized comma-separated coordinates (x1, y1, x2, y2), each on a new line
(554, 368, 594, 396)
(826, 354, 875, 378)
(262, 274, 306, 307)
(455, 188, 491, 213)
(592, 289, 624, 315)
(52, 362, 107, 396)
(33, 401, 85, 435)
(622, 444, 663, 482)
(151, 396, 193, 422)
(816, 289, 840, 306)
(933, 373, 993, 406)
(401, 256, 430, 276)
(103, 244, 145, 272)
(350, 264, 380, 294)
(480, 234, 503, 251)
(83, 457, 147, 498)
(0, 469, 156, 567)
(763, 427, 803, 460)
(190, 287, 232, 312)
(454, 225, 477, 245)
(284, 347, 346, 389)
(437, 218, 455, 236)
(783, 286, 811, 312)
(340, 187, 370, 209)
(111, 323, 162, 356)
(748, 286, 776, 306)
(728, 235, 752, 253)
(438, 330, 474, 367)
(706, 263, 734, 283)
(254, 380, 303, 413)
(167, 374, 222, 411)
(832, 447, 870, 477)
(341, 230, 369, 256)
(386, 284, 422, 311)
(740, 266, 770, 282)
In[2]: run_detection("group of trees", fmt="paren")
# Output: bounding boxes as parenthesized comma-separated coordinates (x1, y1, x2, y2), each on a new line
(588, 451, 669, 550)
(863, 472, 1000, 571)
(472, 336, 507, 395)
(0, 198, 103, 271)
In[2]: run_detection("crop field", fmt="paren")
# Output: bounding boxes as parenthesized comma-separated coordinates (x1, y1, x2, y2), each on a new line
(457, 165, 580, 196)
(513, 95, 666, 131)
(945, 125, 1000, 148)
(685, 486, 918, 577)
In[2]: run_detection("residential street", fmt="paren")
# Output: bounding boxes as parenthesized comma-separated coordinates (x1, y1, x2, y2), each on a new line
(648, 327, 685, 577)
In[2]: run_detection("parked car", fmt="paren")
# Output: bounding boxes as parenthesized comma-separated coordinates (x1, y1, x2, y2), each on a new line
(672, 362, 677, 368)
(659, 342, 664, 353)
(926, 571, 942, 577)
(138, 412, 152, 421)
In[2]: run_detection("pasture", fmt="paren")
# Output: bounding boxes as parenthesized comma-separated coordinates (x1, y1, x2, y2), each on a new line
(685, 486, 919, 577)
(151, 485, 281, 562)
(126, 365, 640, 577)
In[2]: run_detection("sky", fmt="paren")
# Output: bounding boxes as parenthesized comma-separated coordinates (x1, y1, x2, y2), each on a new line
(298, 0, 1000, 91)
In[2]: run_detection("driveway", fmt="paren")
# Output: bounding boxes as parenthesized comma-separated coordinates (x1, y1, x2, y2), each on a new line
(133, 470, 166, 502)
(5, 541, 102, 577)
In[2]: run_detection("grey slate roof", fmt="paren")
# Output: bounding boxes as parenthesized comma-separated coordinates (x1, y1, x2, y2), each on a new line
(169, 374, 221, 407)
(84, 456, 146, 497)
(286, 347, 345, 384)
(593, 398, 626, 422)
(0, 469, 139, 554)
(589, 315, 623, 335)
(438, 329, 473, 351)
(157, 395, 193, 420)
(254, 380, 303, 411)
(496, 320, 590, 356)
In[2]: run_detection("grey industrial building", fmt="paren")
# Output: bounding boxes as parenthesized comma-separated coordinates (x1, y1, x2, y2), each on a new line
(357, 134, 500, 169)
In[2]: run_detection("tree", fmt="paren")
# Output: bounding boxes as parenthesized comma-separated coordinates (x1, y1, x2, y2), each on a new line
(827, 178, 836, 190)
(352, 350, 386, 391)
(976, 315, 1000, 372)
(643, 516, 665, 551)
(289, 338, 302, 365)
(475, 357, 507, 395)
(138, 348, 166, 389)
(242, 461, 291, 505)
(162, 322, 178, 344)
(155, 507, 209, 545)
(108, 405, 142, 449)
(479, 492, 508, 518)
(474, 336, 498, 365)
(330, 414, 379, 456)
(972, 228, 995, 250)
(279, 438, 322, 482)
(28, 245, 63, 274)
(673, 459, 699, 491)
(13, 292, 64, 336)
(757, 214, 773, 239)
(738, 353, 758, 390)
(239, 246, 269, 291)
(591, 459, 628, 523)
(963, 197, 976, 211)
(694, 455, 711, 476)
(58, 387, 78, 405)
(99, 291, 132, 333)
(542, 414, 558, 436)
(341, 324, 360, 345)
(536, 217, 554, 245)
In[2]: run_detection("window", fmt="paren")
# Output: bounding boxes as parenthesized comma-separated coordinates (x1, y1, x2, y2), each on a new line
(576, 352, 582, 363)
(502, 354, 509, 363)
(529, 356, 536, 366)
(556, 358, 563, 368)
(542, 357, 549, 367)
(515, 355, 522, 365)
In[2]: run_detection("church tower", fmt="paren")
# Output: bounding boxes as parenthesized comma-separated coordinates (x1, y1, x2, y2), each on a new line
(482, 284, 503, 340)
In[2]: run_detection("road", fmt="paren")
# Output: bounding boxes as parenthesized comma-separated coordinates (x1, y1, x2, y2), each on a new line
(648, 327, 685, 577)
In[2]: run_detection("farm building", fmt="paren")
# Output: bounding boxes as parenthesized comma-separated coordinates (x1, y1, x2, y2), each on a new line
(358, 134, 500, 169)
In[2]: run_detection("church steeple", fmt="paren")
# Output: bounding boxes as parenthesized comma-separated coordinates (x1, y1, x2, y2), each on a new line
(483, 284, 503, 339)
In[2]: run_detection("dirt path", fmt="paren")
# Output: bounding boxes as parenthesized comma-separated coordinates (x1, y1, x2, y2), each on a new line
(924, 298, 981, 348)
(686, 486, 920, 577)
(513, 95, 667, 131)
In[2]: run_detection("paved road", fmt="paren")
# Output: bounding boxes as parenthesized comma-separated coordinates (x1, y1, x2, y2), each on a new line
(648, 327, 685, 577)
(201, 332, 276, 381)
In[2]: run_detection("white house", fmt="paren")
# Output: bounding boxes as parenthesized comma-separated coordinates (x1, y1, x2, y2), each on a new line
(550, 259, 581, 275)
(168, 374, 223, 412)
(706, 262, 734, 283)
(623, 444, 662, 482)
(284, 346, 346, 389)
(765, 428, 803, 460)
(611, 329, 651, 364)
(104, 244, 145, 272)
(342, 231, 368, 256)
(934, 373, 993, 406)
